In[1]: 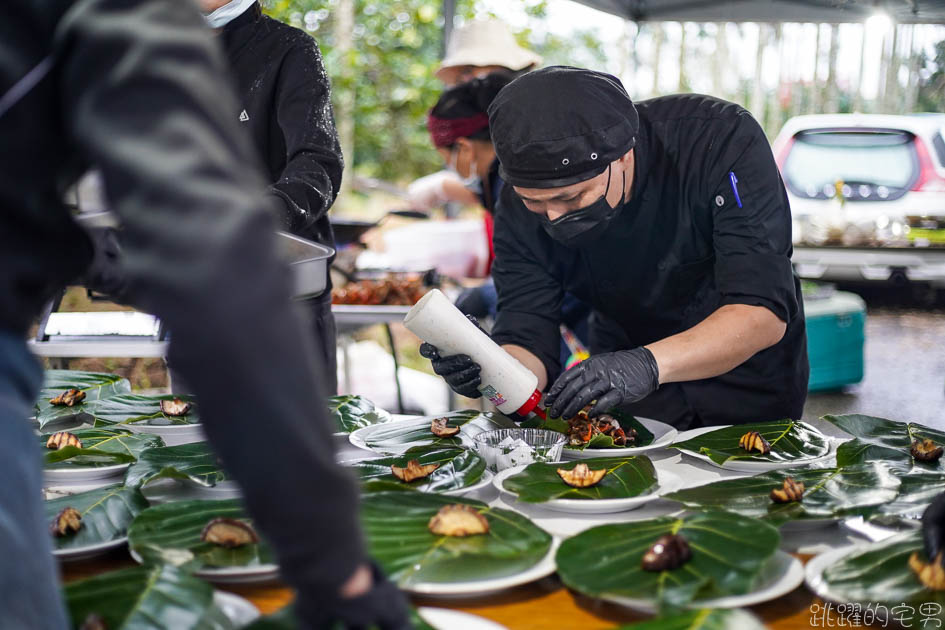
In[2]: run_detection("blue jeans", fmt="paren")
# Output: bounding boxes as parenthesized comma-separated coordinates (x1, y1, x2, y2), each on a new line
(0, 331, 68, 628)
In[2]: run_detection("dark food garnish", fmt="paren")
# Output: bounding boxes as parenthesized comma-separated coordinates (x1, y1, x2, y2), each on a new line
(49, 388, 85, 407)
(770, 477, 805, 503)
(566, 409, 636, 447)
(556, 463, 607, 488)
(51, 507, 82, 537)
(909, 552, 945, 590)
(79, 614, 108, 630)
(739, 431, 771, 455)
(641, 533, 692, 572)
(46, 431, 82, 450)
(911, 439, 944, 463)
(159, 397, 192, 417)
(390, 459, 440, 482)
(331, 274, 426, 306)
(427, 504, 489, 537)
(200, 518, 258, 548)
(430, 417, 460, 437)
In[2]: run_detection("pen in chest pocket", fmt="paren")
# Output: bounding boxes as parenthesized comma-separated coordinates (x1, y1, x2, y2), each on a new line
(729, 171, 743, 208)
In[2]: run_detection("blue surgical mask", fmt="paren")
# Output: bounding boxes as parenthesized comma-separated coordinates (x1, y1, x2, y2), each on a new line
(448, 147, 483, 195)
(203, 0, 257, 28)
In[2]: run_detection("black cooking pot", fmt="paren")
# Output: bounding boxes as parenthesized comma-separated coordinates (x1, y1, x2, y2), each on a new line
(331, 210, 428, 246)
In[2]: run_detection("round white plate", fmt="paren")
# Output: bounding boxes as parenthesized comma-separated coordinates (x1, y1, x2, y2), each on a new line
(213, 591, 260, 627)
(44, 462, 130, 484)
(493, 466, 683, 514)
(53, 536, 128, 562)
(140, 478, 242, 504)
(401, 538, 559, 597)
(417, 607, 506, 630)
(339, 459, 494, 497)
(333, 408, 394, 439)
(348, 415, 432, 454)
(804, 545, 869, 606)
(672, 425, 838, 472)
(122, 422, 205, 446)
(606, 550, 804, 614)
(130, 549, 279, 585)
(561, 418, 678, 460)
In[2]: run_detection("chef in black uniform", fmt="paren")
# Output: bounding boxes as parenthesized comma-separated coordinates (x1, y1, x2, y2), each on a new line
(425, 67, 808, 430)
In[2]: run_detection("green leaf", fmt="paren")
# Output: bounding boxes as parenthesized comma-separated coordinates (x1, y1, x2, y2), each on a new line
(45, 483, 149, 550)
(124, 442, 226, 489)
(41, 427, 163, 469)
(351, 446, 485, 493)
(502, 456, 658, 503)
(129, 499, 274, 570)
(671, 420, 830, 466)
(243, 606, 435, 630)
(556, 511, 781, 612)
(664, 463, 901, 525)
(362, 491, 552, 586)
(361, 410, 517, 452)
(520, 410, 655, 450)
(820, 531, 945, 609)
(85, 394, 199, 426)
(36, 370, 131, 429)
(65, 564, 233, 630)
(327, 394, 391, 433)
(825, 414, 945, 471)
(869, 467, 945, 521)
(616, 608, 767, 630)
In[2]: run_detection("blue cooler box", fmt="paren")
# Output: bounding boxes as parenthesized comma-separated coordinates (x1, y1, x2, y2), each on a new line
(804, 290, 866, 392)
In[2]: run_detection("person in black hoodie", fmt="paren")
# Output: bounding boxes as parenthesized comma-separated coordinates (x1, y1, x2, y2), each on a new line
(0, 0, 406, 627)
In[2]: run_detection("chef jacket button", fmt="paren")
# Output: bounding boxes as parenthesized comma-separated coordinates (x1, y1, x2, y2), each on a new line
(590, 152, 598, 160)
(562, 158, 570, 165)
(715, 195, 725, 207)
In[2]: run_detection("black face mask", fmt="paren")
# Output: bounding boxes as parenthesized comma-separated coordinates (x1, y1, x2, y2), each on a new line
(540, 164, 626, 248)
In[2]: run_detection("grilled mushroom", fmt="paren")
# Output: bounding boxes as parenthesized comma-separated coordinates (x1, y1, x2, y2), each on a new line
(79, 614, 108, 630)
(51, 507, 82, 537)
(770, 477, 805, 503)
(911, 439, 944, 463)
(49, 388, 85, 407)
(200, 518, 258, 548)
(909, 552, 945, 590)
(641, 534, 692, 572)
(430, 417, 460, 437)
(427, 504, 489, 537)
(159, 397, 192, 417)
(556, 463, 607, 488)
(46, 431, 82, 450)
(390, 459, 440, 482)
(739, 431, 771, 455)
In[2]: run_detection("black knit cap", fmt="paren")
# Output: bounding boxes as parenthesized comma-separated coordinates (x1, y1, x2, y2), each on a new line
(488, 66, 638, 188)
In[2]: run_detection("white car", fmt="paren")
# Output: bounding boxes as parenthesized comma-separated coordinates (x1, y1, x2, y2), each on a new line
(772, 113, 945, 288)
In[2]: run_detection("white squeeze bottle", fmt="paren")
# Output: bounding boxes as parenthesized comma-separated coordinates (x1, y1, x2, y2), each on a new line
(404, 289, 546, 418)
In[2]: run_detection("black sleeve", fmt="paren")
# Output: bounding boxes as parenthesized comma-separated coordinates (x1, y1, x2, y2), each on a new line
(706, 113, 798, 323)
(268, 35, 343, 237)
(56, 0, 364, 611)
(490, 194, 564, 383)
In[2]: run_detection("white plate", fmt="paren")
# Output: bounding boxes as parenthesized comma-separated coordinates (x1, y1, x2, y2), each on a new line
(339, 458, 495, 497)
(561, 418, 678, 460)
(401, 539, 559, 597)
(123, 422, 206, 446)
(348, 414, 437, 454)
(417, 607, 506, 630)
(607, 550, 804, 614)
(130, 549, 279, 585)
(140, 478, 242, 504)
(44, 462, 130, 484)
(333, 408, 394, 439)
(53, 536, 128, 562)
(493, 466, 683, 514)
(213, 591, 260, 627)
(804, 545, 870, 606)
(672, 425, 838, 472)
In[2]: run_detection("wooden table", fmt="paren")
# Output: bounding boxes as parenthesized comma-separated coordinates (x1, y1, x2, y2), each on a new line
(60, 550, 858, 629)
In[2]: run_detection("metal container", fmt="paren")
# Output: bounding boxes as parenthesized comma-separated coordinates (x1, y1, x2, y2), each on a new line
(276, 231, 333, 299)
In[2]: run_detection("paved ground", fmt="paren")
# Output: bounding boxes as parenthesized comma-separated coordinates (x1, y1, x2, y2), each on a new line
(802, 285, 945, 435)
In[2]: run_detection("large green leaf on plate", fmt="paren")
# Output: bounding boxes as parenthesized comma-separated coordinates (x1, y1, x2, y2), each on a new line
(350, 446, 485, 493)
(129, 498, 273, 569)
(556, 511, 780, 612)
(520, 410, 655, 450)
(821, 531, 945, 610)
(36, 369, 131, 428)
(45, 483, 149, 550)
(41, 427, 164, 469)
(85, 394, 200, 426)
(616, 608, 767, 630)
(362, 491, 552, 586)
(361, 410, 517, 452)
(671, 420, 830, 466)
(871, 469, 945, 521)
(327, 394, 391, 434)
(124, 442, 226, 488)
(664, 463, 900, 525)
(502, 456, 658, 503)
(65, 564, 232, 630)
(826, 414, 945, 471)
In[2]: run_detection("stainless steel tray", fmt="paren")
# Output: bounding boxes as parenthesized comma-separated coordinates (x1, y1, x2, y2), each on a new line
(277, 231, 333, 299)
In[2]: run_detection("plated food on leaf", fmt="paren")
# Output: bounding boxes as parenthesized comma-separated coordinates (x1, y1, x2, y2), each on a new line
(34, 369, 131, 429)
(123, 441, 228, 489)
(327, 394, 391, 434)
(45, 483, 148, 559)
(40, 427, 163, 470)
(671, 420, 832, 469)
(83, 394, 200, 426)
(500, 456, 658, 503)
(825, 414, 945, 470)
(346, 446, 487, 494)
(351, 410, 518, 454)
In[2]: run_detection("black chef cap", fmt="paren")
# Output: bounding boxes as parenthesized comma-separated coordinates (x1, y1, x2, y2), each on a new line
(488, 66, 638, 188)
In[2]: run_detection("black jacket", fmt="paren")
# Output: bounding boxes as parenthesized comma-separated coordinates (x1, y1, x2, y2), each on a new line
(1, 0, 364, 616)
(222, 4, 342, 251)
(491, 94, 809, 427)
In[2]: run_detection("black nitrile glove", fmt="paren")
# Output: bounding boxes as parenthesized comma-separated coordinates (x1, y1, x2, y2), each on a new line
(418, 315, 483, 399)
(296, 563, 411, 630)
(922, 492, 945, 566)
(544, 347, 660, 420)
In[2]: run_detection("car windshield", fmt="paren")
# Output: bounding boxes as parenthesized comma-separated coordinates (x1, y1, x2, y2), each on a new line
(783, 130, 917, 196)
